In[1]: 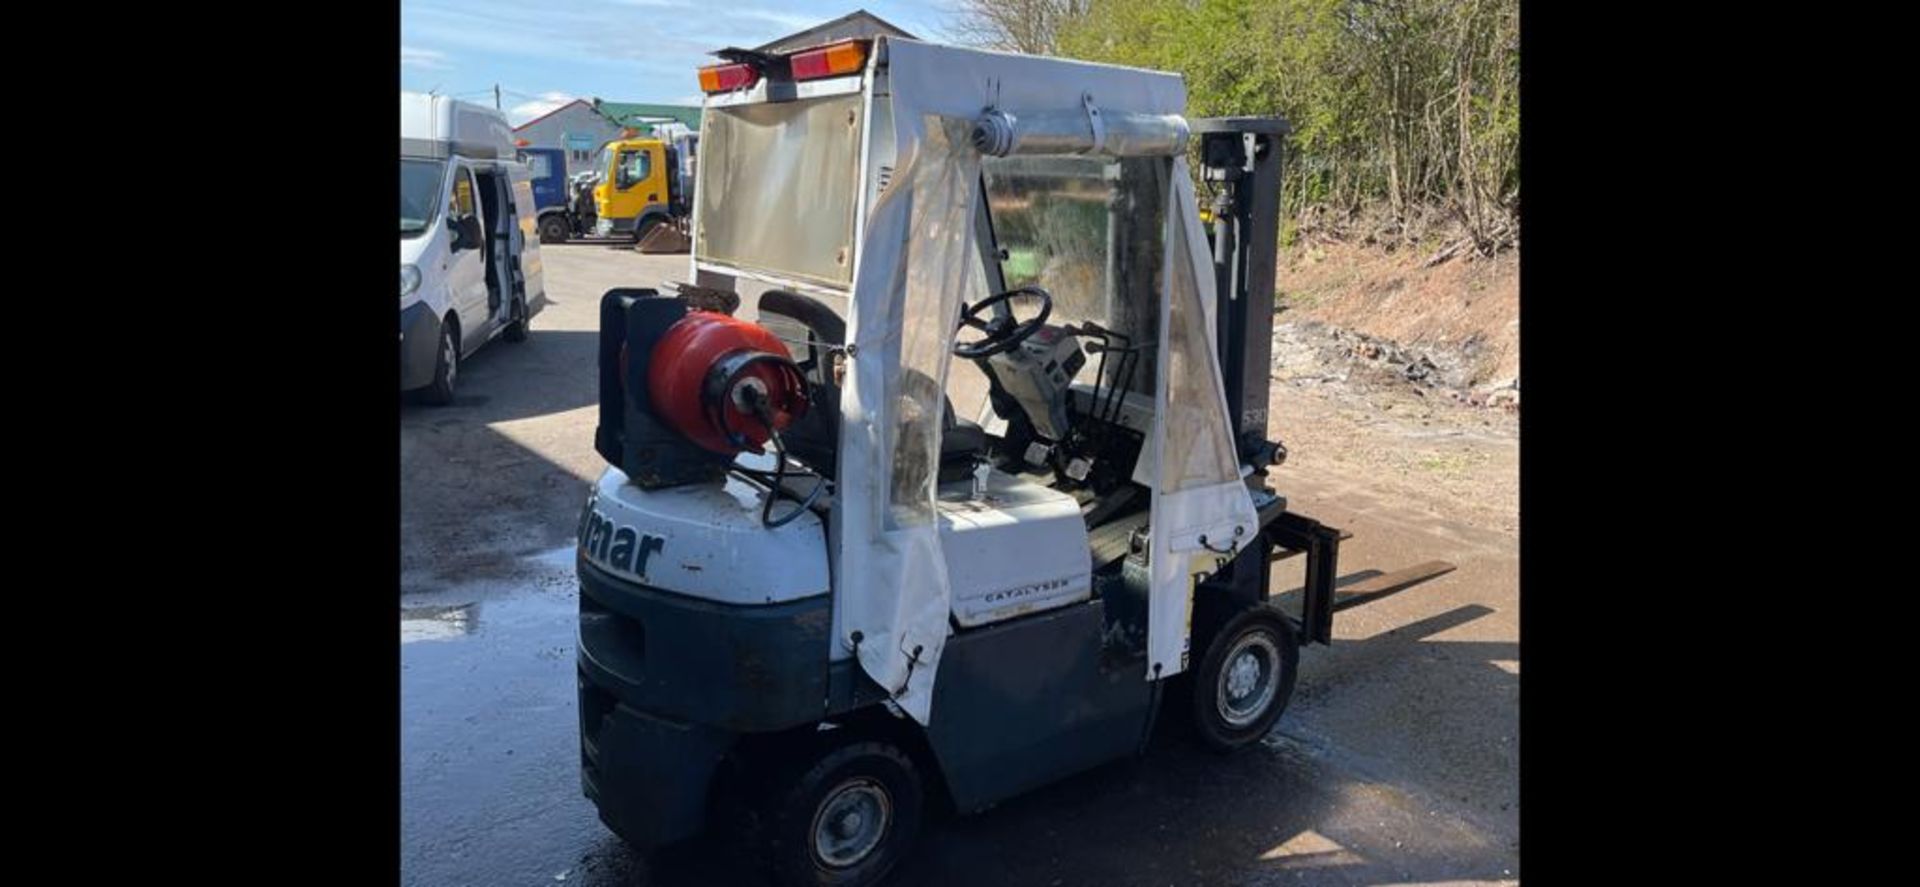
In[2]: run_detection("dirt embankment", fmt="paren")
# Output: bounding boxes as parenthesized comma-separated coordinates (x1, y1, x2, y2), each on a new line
(1277, 236, 1518, 404)
(1264, 239, 1519, 536)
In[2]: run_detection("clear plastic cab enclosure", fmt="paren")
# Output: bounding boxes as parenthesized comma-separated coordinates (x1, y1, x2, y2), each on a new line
(688, 37, 1257, 725)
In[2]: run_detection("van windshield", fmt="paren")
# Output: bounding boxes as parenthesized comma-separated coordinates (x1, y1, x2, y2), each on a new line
(401, 159, 445, 238)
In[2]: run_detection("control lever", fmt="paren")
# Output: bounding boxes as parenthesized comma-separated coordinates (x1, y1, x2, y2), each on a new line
(1079, 335, 1143, 355)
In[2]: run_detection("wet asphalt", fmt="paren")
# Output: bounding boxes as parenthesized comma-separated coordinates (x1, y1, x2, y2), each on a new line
(400, 244, 1519, 886)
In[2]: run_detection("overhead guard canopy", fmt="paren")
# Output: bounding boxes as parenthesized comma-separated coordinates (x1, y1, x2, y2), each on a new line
(970, 106, 1190, 159)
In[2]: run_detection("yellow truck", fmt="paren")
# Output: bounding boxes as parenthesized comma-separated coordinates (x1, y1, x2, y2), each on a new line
(590, 133, 696, 242)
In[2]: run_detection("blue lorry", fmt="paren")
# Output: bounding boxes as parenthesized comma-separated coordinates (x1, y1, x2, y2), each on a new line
(516, 146, 597, 244)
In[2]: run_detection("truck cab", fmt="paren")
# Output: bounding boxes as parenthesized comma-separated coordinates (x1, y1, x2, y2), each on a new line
(518, 146, 568, 212)
(515, 146, 574, 244)
(590, 136, 676, 241)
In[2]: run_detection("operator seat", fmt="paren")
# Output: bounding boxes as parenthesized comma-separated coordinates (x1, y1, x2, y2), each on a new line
(756, 290, 986, 481)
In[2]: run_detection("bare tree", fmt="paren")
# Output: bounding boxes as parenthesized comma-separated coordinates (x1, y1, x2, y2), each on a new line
(943, 0, 1091, 56)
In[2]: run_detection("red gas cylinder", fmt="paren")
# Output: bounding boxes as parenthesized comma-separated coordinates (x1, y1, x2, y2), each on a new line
(647, 311, 809, 455)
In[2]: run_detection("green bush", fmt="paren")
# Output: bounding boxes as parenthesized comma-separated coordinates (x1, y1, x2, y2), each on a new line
(1053, 0, 1519, 245)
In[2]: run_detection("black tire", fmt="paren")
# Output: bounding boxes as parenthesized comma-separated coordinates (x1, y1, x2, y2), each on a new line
(420, 323, 459, 406)
(538, 214, 569, 244)
(765, 741, 924, 887)
(502, 297, 529, 343)
(1191, 605, 1299, 753)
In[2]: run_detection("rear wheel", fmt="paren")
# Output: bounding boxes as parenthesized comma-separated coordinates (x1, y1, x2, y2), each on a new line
(502, 297, 529, 342)
(765, 741, 924, 887)
(538, 214, 569, 244)
(1191, 605, 1299, 752)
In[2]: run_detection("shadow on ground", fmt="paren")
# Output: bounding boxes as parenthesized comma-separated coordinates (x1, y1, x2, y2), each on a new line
(400, 325, 603, 590)
(557, 603, 1515, 887)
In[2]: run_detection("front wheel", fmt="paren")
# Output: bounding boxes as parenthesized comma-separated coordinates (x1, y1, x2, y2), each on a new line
(419, 324, 459, 406)
(1191, 605, 1299, 752)
(538, 214, 569, 244)
(766, 741, 924, 887)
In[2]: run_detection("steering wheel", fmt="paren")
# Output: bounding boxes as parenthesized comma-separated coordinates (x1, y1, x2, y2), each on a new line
(953, 285, 1054, 359)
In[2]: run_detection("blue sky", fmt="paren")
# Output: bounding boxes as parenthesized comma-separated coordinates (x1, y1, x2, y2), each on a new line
(401, 0, 951, 125)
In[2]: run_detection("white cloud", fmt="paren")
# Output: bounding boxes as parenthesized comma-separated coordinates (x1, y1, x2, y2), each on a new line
(400, 45, 452, 70)
(508, 91, 581, 126)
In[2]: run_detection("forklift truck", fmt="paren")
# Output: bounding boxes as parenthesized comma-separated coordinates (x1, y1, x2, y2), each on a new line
(575, 37, 1449, 886)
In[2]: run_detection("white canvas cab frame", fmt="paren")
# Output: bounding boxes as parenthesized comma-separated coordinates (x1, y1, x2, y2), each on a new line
(686, 39, 1257, 723)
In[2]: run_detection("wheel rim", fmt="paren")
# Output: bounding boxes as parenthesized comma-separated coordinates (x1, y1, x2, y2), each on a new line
(1216, 631, 1281, 728)
(441, 333, 457, 386)
(810, 777, 892, 869)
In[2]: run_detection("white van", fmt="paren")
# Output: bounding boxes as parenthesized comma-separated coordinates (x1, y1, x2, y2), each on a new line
(400, 92, 547, 404)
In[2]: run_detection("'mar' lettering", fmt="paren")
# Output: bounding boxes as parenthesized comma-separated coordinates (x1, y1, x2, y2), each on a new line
(581, 508, 666, 577)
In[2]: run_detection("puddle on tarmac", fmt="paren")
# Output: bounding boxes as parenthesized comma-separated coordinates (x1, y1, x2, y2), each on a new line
(400, 545, 579, 645)
(399, 603, 477, 643)
(401, 544, 612, 887)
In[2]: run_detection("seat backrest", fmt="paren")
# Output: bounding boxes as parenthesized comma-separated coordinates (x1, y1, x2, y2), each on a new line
(757, 290, 843, 475)
(758, 289, 844, 346)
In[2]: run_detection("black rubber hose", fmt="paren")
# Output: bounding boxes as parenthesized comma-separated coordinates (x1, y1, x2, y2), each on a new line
(756, 425, 825, 529)
(734, 381, 826, 529)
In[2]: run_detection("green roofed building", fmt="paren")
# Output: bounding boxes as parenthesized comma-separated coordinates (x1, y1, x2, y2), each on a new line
(591, 100, 702, 133)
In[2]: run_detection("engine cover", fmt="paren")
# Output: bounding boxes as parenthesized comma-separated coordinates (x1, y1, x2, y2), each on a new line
(580, 466, 830, 605)
(939, 468, 1092, 627)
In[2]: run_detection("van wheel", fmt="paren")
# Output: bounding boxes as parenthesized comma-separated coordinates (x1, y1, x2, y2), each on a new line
(538, 215, 568, 244)
(502, 298, 529, 343)
(1191, 605, 1299, 752)
(766, 741, 923, 887)
(421, 325, 458, 405)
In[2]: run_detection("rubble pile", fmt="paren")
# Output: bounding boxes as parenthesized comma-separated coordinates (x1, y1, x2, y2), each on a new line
(1271, 320, 1518, 413)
